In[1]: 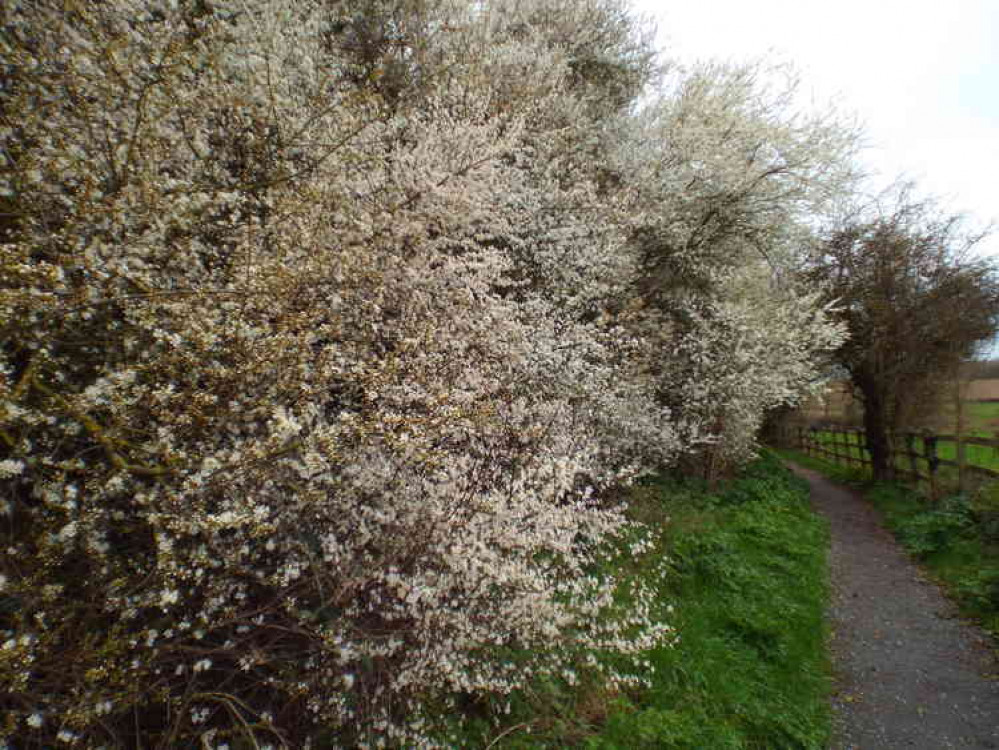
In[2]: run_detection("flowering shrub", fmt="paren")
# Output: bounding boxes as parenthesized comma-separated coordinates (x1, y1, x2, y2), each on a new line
(1, 0, 851, 746)
(619, 60, 855, 469)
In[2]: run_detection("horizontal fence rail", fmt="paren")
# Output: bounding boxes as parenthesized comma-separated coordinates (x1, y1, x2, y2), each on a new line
(779, 422, 999, 497)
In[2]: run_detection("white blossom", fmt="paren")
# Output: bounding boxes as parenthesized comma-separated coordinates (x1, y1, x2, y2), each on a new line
(0, 0, 856, 745)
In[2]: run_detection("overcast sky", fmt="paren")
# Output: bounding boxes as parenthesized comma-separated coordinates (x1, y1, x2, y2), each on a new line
(630, 0, 999, 257)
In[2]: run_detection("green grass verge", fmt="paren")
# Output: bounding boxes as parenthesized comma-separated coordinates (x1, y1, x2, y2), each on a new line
(450, 451, 832, 749)
(774, 448, 870, 486)
(865, 484, 999, 642)
(778, 449, 999, 644)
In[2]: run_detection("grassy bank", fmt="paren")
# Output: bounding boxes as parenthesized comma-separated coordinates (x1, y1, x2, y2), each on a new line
(779, 449, 999, 643)
(453, 452, 832, 748)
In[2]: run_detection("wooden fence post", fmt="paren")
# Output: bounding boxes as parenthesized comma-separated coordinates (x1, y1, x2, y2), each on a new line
(905, 434, 918, 486)
(956, 435, 967, 494)
(924, 435, 940, 500)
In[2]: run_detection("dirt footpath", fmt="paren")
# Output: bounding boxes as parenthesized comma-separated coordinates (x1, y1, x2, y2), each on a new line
(788, 463, 999, 749)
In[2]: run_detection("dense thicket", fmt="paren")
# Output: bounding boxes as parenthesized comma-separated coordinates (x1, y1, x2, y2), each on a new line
(1, 1, 853, 746)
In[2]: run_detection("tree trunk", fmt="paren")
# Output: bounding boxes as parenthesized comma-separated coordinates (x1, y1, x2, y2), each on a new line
(859, 380, 894, 481)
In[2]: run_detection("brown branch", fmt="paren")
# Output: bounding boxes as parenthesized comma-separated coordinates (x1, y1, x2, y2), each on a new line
(30, 376, 172, 478)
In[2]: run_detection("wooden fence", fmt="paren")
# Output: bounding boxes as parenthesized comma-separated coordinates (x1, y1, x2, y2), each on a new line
(778, 422, 999, 497)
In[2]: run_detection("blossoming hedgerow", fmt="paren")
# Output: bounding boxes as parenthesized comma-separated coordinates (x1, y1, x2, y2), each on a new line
(0, 0, 853, 746)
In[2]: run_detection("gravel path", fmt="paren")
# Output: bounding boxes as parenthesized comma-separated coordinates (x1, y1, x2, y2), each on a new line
(787, 463, 999, 749)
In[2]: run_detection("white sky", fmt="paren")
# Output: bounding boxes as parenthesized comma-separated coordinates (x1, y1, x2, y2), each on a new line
(630, 0, 999, 256)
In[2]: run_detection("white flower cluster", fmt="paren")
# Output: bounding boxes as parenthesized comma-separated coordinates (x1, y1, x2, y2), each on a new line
(0, 0, 854, 746)
(618, 59, 855, 470)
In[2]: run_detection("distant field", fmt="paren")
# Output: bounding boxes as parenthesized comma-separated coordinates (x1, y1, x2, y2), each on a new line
(796, 378, 999, 493)
(803, 379, 999, 436)
(959, 401, 999, 436)
(963, 379, 999, 402)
